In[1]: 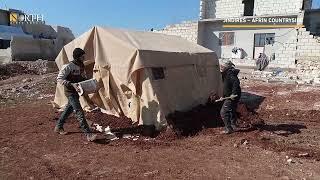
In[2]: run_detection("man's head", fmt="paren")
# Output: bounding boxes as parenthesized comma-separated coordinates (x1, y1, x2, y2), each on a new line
(220, 60, 235, 72)
(73, 48, 86, 62)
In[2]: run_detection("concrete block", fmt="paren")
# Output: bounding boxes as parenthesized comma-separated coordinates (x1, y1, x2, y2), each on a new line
(299, 28, 307, 32)
(309, 39, 317, 43)
(299, 39, 309, 43)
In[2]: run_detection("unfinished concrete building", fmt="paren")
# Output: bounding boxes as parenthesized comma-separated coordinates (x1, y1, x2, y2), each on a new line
(0, 8, 75, 64)
(157, 0, 320, 71)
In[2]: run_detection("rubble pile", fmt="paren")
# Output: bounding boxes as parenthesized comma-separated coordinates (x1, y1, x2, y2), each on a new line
(296, 60, 320, 85)
(14, 60, 58, 75)
(0, 60, 58, 80)
(0, 74, 56, 105)
(0, 63, 36, 80)
(238, 59, 320, 85)
(240, 70, 297, 84)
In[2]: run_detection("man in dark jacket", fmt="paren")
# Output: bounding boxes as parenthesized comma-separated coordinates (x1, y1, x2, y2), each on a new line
(220, 61, 241, 134)
(54, 48, 97, 142)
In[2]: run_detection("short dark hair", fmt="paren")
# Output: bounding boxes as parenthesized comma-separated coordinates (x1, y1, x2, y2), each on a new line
(73, 48, 85, 60)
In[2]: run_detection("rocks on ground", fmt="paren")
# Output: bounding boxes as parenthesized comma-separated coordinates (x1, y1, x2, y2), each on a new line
(0, 60, 58, 81)
(240, 60, 320, 86)
(0, 73, 57, 105)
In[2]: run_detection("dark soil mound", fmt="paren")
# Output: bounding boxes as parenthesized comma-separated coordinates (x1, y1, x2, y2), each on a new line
(166, 102, 224, 137)
(86, 101, 261, 139)
(0, 63, 36, 80)
(86, 111, 141, 136)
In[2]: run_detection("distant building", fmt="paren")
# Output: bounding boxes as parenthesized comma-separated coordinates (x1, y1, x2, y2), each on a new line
(0, 8, 75, 64)
(156, 0, 320, 70)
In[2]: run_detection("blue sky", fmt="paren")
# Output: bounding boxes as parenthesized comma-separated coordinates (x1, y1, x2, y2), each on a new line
(0, 0, 200, 36)
(0, 0, 319, 36)
(313, 0, 320, 8)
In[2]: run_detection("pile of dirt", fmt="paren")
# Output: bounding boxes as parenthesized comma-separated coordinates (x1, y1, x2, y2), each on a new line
(85, 101, 261, 139)
(16, 60, 58, 75)
(0, 61, 58, 81)
(238, 112, 265, 129)
(87, 111, 134, 129)
(0, 63, 36, 80)
(166, 102, 224, 137)
(87, 110, 180, 141)
(86, 111, 145, 137)
(0, 73, 57, 106)
(156, 127, 180, 141)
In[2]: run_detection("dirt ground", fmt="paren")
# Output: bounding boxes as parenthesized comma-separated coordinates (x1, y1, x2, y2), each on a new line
(1, 73, 320, 180)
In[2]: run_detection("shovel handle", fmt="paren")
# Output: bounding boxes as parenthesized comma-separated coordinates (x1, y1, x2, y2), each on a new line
(215, 95, 238, 102)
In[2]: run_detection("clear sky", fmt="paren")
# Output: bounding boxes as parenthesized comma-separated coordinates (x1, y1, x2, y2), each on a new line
(0, 0, 200, 36)
(0, 0, 319, 36)
(314, 0, 320, 8)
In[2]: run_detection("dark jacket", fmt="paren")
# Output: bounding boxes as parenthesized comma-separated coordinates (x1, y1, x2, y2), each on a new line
(57, 60, 87, 96)
(222, 67, 241, 101)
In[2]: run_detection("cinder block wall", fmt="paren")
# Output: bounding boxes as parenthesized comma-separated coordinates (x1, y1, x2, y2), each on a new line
(200, 0, 244, 19)
(154, 21, 198, 43)
(254, 0, 304, 16)
(11, 37, 58, 61)
(296, 28, 320, 60)
(215, 0, 244, 18)
(20, 24, 58, 39)
(53, 26, 75, 53)
(273, 39, 297, 68)
(8, 25, 75, 62)
(200, 0, 311, 19)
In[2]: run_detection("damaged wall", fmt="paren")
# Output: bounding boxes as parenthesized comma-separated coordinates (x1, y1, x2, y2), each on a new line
(200, 0, 244, 19)
(200, 0, 311, 19)
(20, 24, 74, 50)
(52, 26, 75, 52)
(154, 21, 198, 43)
(254, 0, 304, 16)
(20, 24, 58, 39)
(165, 0, 320, 71)
(0, 24, 75, 63)
(198, 20, 298, 68)
(296, 28, 320, 60)
(11, 36, 58, 61)
(272, 38, 297, 69)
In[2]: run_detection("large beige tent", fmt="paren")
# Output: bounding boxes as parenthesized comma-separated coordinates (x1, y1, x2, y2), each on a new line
(53, 26, 223, 130)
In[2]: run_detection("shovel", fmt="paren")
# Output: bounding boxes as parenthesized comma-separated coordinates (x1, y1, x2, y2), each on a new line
(215, 95, 238, 102)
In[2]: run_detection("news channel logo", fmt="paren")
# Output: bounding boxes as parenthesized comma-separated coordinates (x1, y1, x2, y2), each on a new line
(10, 12, 44, 24)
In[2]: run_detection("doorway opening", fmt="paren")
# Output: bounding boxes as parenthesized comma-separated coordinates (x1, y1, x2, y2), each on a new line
(243, 0, 255, 16)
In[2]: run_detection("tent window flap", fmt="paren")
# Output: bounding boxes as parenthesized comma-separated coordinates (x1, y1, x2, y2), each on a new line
(152, 67, 165, 80)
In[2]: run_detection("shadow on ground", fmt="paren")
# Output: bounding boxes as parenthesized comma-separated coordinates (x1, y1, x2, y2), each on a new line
(254, 123, 307, 137)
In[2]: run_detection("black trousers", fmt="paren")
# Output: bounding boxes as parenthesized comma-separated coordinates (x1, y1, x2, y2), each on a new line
(220, 99, 238, 130)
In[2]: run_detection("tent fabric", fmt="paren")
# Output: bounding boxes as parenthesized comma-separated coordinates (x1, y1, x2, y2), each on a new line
(53, 26, 223, 129)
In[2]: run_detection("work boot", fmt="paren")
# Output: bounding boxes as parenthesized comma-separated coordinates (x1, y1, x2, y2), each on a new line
(54, 126, 68, 135)
(86, 133, 97, 142)
(231, 124, 239, 131)
(220, 128, 234, 135)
